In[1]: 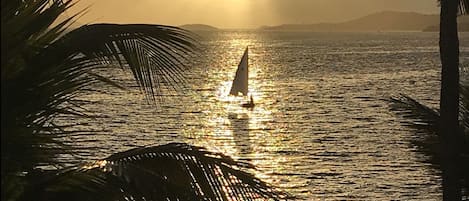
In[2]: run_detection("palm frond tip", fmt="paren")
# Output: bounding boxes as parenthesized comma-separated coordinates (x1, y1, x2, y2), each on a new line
(24, 143, 288, 201)
(388, 94, 440, 133)
(437, 0, 469, 15)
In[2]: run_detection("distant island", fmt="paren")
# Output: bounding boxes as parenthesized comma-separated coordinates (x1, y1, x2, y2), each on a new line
(179, 24, 219, 31)
(260, 11, 469, 32)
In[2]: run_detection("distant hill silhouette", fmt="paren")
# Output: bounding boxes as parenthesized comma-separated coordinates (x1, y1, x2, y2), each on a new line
(261, 11, 469, 32)
(179, 24, 218, 31)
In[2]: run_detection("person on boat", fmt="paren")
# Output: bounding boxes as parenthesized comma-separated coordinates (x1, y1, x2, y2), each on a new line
(242, 95, 255, 108)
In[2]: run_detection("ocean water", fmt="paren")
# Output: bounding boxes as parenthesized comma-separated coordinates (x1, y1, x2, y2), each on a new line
(60, 31, 469, 200)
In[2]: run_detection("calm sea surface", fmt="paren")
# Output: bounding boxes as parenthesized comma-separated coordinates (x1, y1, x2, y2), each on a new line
(60, 31, 469, 200)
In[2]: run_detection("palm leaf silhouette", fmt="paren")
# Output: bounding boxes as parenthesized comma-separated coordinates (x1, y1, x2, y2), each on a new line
(437, 0, 469, 15)
(2, 0, 199, 170)
(5, 22, 198, 133)
(2, 1, 285, 201)
(388, 73, 469, 197)
(389, 95, 440, 133)
(23, 143, 287, 201)
(460, 75, 469, 130)
(388, 83, 468, 146)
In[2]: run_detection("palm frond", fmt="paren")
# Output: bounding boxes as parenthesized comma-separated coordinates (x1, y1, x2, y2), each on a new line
(458, 0, 469, 14)
(388, 94, 440, 133)
(3, 0, 200, 134)
(460, 77, 469, 131)
(23, 143, 287, 201)
(6, 23, 199, 133)
(437, 0, 469, 15)
(53, 23, 199, 96)
(388, 80, 469, 160)
(388, 88, 468, 142)
(1, 0, 74, 79)
(387, 95, 442, 164)
(2, 0, 200, 173)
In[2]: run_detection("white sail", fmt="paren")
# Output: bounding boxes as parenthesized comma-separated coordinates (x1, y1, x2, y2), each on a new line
(229, 47, 249, 96)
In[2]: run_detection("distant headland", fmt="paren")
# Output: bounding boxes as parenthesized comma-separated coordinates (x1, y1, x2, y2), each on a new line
(179, 24, 219, 31)
(260, 11, 469, 32)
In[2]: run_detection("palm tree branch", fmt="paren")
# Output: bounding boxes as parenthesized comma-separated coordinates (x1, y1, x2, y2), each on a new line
(388, 94, 440, 133)
(437, 0, 469, 15)
(459, 0, 469, 14)
(23, 143, 287, 201)
(36, 24, 198, 99)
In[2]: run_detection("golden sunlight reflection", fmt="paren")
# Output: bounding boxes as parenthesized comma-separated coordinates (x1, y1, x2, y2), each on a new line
(55, 28, 454, 200)
(82, 160, 112, 172)
(186, 35, 296, 189)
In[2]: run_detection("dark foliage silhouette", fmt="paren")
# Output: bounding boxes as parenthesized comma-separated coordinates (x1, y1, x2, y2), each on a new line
(22, 143, 285, 201)
(1, 0, 285, 200)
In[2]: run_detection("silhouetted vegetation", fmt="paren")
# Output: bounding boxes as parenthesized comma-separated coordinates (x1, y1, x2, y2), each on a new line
(1, 0, 285, 200)
(389, 84, 469, 200)
(21, 143, 285, 201)
(438, 0, 468, 200)
(390, 0, 469, 200)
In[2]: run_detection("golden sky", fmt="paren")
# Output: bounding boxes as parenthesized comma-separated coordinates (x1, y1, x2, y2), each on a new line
(68, 0, 439, 29)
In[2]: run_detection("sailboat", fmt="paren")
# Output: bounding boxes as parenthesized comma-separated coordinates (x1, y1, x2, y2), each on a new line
(229, 46, 254, 108)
